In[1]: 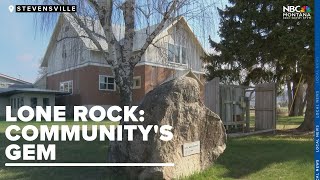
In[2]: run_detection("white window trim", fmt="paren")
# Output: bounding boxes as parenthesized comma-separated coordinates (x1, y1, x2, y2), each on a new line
(59, 80, 73, 94)
(99, 75, 116, 91)
(167, 43, 188, 65)
(133, 76, 141, 89)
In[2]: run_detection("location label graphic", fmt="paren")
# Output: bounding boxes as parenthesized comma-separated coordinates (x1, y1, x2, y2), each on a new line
(8, 5, 14, 13)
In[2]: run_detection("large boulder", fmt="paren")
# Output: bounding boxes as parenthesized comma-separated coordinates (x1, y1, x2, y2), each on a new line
(108, 76, 226, 179)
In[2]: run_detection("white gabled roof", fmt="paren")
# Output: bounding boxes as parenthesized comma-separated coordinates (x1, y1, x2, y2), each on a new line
(0, 73, 31, 85)
(41, 13, 123, 67)
(41, 14, 206, 67)
(64, 13, 126, 51)
(132, 16, 206, 53)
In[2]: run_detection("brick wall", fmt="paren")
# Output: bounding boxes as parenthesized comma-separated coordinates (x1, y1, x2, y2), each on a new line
(47, 65, 205, 106)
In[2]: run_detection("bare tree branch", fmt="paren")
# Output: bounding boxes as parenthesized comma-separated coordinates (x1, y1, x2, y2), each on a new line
(131, 0, 178, 66)
(68, 12, 112, 62)
(56, 35, 90, 42)
(36, 0, 220, 106)
(52, 0, 108, 56)
(87, 0, 101, 12)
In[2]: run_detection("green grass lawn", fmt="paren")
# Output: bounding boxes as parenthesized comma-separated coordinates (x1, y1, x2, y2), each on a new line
(185, 135, 313, 180)
(0, 120, 120, 180)
(0, 117, 314, 180)
(248, 115, 305, 130)
(277, 116, 305, 129)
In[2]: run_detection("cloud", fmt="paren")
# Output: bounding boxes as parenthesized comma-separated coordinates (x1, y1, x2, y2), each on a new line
(16, 53, 34, 62)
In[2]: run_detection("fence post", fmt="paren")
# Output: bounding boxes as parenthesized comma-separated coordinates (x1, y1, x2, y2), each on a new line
(245, 97, 250, 132)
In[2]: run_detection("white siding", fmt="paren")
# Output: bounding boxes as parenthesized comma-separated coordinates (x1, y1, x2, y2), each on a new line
(8, 93, 56, 117)
(142, 21, 204, 72)
(0, 97, 9, 117)
(89, 50, 108, 65)
(47, 18, 90, 74)
(46, 17, 204, 74)
(85, 21, 205, 72)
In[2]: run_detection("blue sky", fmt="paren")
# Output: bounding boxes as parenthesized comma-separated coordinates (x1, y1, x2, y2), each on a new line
(0, 0, 227, 83)
(0, 0, 53, 83)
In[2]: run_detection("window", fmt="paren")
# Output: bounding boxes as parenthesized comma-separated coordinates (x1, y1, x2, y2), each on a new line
(175, 45, 180, 63)
(99, 75, 115, 91)
(133, 76, 141, 89)
(168, 43, 175, 62)
(31, 97, 37, 108)
(60, 81, 73, 94)
(10, 98, 13, 108)
(20, 97, 24, 107)
(13, 98, 16, 109)
(167, 43, 187, 64)
(62, 44, 67, 59)
(64, 25, 70, 32)
(10, 97, 24, 109)
(181, 47, 186, 64)
(43, 98, 50, 108)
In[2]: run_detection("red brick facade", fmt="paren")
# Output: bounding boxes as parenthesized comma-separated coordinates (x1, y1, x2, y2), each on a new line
(47, 64, 204, 106)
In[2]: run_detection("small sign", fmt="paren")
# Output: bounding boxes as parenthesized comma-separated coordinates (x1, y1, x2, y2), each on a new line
(183, 141, 200, 157)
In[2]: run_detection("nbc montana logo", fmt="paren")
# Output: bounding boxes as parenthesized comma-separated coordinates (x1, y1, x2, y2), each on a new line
(283, 5, 312, 19)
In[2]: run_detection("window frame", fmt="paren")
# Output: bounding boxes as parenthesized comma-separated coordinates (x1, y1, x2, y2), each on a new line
(99, 75, 116, 91)
(181, 46, 187, 65)
(59, 80, 73, 94)
(62, 44, 67, 59)
(167, 43, 188, 65)
(168, 43, 175, 63)
(133, 76, 141, 89)
(20, 97, 24, 108)
(10, 98, 13, 108)
(43, 98, 50, 108)
(17, 98, 20, 108)
(13, 98, 16, 109)
(64, 25, 70, 32)
(31, 97, 37, 109)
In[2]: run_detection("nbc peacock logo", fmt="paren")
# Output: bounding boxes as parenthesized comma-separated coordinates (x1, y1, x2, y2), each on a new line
(300, 6, 311, 13)
(283, 5, 312, 19)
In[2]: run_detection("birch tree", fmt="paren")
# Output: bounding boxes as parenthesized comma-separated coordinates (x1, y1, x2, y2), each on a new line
(37, 0, 217, 107)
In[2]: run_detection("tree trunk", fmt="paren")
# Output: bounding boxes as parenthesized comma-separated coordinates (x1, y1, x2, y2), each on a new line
(298, 91, 307, 116)
(119, 80, 133, 107)
(292, 84, 304, 115)
(113, 64, 134, 126)
(288, 79, 305, 116)
(297, 76, 314, 131)
(117, 67, 134, 107)
(287, 80, 293, 115)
